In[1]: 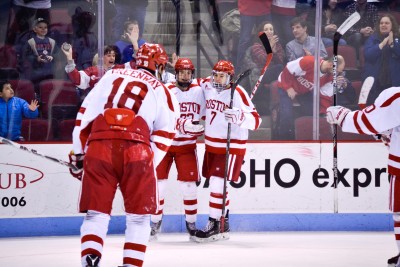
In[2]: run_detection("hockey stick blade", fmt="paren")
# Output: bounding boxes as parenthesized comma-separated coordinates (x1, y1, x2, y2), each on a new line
(230, 69, 251, 107)
(358, 77, 374, 109)
(250, 32, 273, 100)
(0, 136, 78, 171)
(336, 12, 360, 36)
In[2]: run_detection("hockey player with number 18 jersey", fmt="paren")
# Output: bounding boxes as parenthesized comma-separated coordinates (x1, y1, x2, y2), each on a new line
(69, 43, 180, 267)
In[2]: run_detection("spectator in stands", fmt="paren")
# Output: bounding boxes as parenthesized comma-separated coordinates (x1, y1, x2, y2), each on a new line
(344, 0, 379, 51)
(271, 0, 296, 47)
(6, 0, 51, 46)
(243, 21, 285, 87)
(61, 44, 135, 103)
(322, 0, 346, 47)
(70, 6, 98, 71)
(363, 14, 400, 105)
(235, 0, 272, 72)
(286, 17, 327, 62)
(21, 17, 56, 95)
(274, 55, 346, 140)
(112, 0, 148, 43)
(0, 80, 39, 141)
(115, 20, 146, 64)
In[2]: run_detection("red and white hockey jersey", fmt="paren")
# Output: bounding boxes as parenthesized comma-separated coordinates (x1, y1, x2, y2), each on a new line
(66, 60, 136, 90)
(72, 68, 180, 166)
(200, 78, 262, 155)
(165, 80, 205, 152)
(277, 56, 334, 113)
(341, 87, 400, 175)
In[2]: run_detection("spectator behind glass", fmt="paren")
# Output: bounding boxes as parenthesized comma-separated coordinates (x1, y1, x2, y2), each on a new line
(271, 0, 296, 47)
(71, 7, 98, 71)
(286, 17, 327, 62)
(21, 17, 55, 95)
(111, 0, 148, 43)
(115, 20, 146, 64)
(363, 14, 400, 105)
(0, 80, 39, 141)
(307, 0, 346, 47)
(5, 0, 51, 46)
(62, 44, 135, 103)
(275, 56, 345, 140)
(235, 0, 272, 72)
(243, 21, 285, 87)
(344, 0, 378, 51)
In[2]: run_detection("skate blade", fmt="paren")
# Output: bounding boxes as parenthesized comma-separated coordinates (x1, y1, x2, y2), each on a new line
(220, 232, 230, 240)
(192, 234, 221, 243)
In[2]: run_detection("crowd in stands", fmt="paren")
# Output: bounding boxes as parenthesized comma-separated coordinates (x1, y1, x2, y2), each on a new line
(0, 0, 400, 141)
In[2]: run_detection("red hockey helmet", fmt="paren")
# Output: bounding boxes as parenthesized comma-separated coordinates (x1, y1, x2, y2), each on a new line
(174, 58, 195, 73)
(136, 43, 168, 72)
(212, 60, 234, 91)
(212, 60, 234, 77)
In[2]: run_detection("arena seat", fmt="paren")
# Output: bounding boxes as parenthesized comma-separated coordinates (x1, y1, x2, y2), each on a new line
(39, 79, 79, 120)
(58, 119, 76, 141)
(9, 79, 36, 102)
(21, 119, 53, 141)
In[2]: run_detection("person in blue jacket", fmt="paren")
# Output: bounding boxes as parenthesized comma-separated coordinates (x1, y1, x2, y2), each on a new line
(114, 20, 146, 64)
(363, 14, 400, 105)
(0, 80, 39, 141)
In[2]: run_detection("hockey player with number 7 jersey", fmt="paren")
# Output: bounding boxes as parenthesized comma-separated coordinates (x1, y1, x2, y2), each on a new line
(68, 43, 180, 267)
(193, 60, 262, 242)
(326, 86, 400, 267)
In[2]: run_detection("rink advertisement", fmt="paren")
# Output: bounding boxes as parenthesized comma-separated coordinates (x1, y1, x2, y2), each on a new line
(0, 142, 392, 235)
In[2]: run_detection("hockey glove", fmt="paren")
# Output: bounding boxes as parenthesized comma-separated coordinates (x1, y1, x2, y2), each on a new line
(223, 107, 245, 125)
(177, 118, 204, 136)
(326, 106, 350, 127)
(68, 152, 84, 180)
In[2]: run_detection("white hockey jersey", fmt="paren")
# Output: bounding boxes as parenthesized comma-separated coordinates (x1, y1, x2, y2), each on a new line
(72, 68, 180, 166)
(165, 80, 205, 152)
(341, 86, 400, 175)
(200, 78, 262, 155)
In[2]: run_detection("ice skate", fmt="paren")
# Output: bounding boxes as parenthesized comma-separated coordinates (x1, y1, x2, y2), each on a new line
(220, 210, 230, 241)
(85, 254, 100, 267)
(192, 217, 220, 243)
(388, 253, 400, 266)
(149, 220, 162, 241)
(186, 221, 197, 240)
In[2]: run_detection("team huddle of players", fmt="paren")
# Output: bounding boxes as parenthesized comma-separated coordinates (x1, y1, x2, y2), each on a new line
(68, 43, 261, 267)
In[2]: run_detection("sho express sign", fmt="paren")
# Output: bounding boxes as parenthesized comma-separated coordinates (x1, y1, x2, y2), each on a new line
(163, 142, 390, 214)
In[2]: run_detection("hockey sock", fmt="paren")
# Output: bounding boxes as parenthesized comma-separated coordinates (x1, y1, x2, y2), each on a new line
(393, 213, 400, 253)
(80, 210, 110, 267)
(123, 214, 150, 267)
(179, 181, 198, 223)
(209, 176, 229, 220)
(151, 179, 168, 223)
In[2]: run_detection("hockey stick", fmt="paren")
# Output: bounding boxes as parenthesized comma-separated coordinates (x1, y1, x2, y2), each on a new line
(358, 77, 374, 109)
(220, 69, 251, 232)
(250, 31, 273, 100)
(332, 11, 360, 213)
(0, 136, 78, 171)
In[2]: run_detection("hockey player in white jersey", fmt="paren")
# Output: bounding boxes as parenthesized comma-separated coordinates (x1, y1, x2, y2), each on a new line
(193, 60, 262, 242)
(326, 87, 400, 267)
(150, 58, 205, 240)
(68, 43, 179, 267)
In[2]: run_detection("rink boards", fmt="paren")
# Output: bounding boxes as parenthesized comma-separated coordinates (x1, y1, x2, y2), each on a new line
(0, 142, 393, 237)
